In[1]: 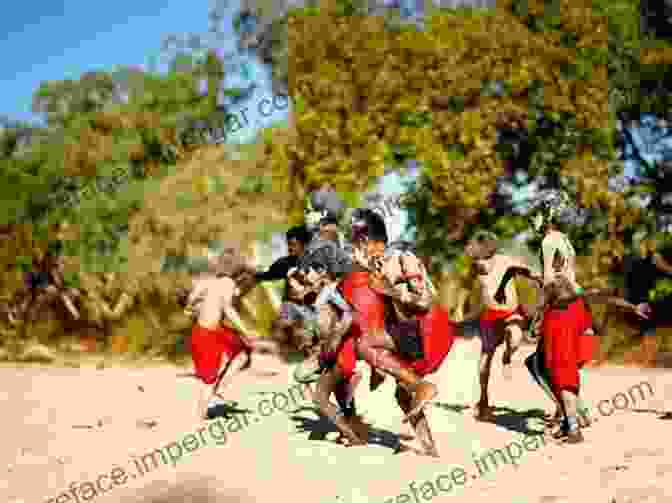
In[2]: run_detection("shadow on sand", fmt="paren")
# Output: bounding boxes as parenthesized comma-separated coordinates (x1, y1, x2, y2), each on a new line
(433, 402, 546, 435)
(205, 401, 253, 420)
(124, 477, 254, 502)
(631, 408, 672, 420)
(288, 405, 412, 452)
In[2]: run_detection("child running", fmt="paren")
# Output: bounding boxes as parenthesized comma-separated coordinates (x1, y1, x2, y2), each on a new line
(185, 246, 278, 420)
(299, 243, 370, 443)
(523, 190, 650, 441)
(464, 230, 541, 420)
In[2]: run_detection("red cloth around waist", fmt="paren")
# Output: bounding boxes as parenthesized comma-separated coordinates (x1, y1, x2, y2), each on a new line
(335, 273, 457, 380)
(335, 271, 386, 380)
(404, 305, 456, 377)
(190, 324, 245, 385)
(481, 305, 525, 324)
(542, 297, 592, 395)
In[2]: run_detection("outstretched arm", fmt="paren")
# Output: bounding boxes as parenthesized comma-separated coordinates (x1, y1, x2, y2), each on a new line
(583, 288, 649, 317)
(494, 261, 542, 304)
(207, 277, 252, 347)
(255, 257, 294, 282)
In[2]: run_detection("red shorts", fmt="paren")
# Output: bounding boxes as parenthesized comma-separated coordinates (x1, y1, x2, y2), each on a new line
(482, 306, 524, 323)
(190, 324, 246, 384)
(542, 297, 593, 395)
(335, 335, 358, 381)
(480, 305, 526, 354)
(404, 305, 456, 377)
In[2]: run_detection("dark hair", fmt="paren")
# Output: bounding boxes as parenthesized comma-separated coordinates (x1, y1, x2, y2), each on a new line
(469, 230, 498, 257)
(319, 214, 339, 226)
(299, 241, 352, 277)
(387, 240, 416, 254)
(286, 225, 311, 244)
(353, 208, 388, 243)
(215, 244, 248, 278)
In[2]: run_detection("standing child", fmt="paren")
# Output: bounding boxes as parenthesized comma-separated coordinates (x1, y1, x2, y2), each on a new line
(530, 195, 595, 430)
(524, 191, 648, 439)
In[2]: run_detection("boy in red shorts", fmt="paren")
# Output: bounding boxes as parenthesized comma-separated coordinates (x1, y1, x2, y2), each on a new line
(464, 230, 542, 420)
(185, 247, 278, 420)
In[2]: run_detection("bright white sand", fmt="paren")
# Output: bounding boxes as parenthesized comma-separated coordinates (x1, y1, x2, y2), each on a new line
(3, 339, 671, 503)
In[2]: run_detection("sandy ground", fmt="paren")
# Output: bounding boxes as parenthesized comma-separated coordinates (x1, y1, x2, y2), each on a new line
(3, 338, 672, 503)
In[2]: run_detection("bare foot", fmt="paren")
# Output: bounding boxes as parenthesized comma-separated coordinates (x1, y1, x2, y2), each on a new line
(578, 412, 592, 429)
(544, 409, 563, 424)
(197, 396, 210, 421)
(395, 442, 427, 456)
(348, 415, 370, 441)
(403, 381, 438, 423)
(564, 428, 584, 444)
(474, 403, 495, 421)
(333, 416, 366, 446)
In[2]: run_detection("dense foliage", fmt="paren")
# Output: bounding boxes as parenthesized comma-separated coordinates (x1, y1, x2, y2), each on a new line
(262, 0, 672, 291)
(1, 0, 672, 360)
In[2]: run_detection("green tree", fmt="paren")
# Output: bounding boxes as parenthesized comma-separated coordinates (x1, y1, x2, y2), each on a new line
(31, 71, 117, 127)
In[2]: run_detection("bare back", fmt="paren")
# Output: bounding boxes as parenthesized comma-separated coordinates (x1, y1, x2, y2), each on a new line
(188, 276, 238, 329)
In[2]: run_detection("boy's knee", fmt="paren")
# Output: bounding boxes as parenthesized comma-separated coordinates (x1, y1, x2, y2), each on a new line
(506, 323, 523, 345)
(479, 354, 493, 372)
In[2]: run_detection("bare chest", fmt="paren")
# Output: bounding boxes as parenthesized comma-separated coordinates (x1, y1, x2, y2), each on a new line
(476, 257, 511, 293)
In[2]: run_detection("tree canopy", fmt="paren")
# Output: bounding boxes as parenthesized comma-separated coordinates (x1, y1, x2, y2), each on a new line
(260, 0, 672, 288)
(1, 0, 672, 359)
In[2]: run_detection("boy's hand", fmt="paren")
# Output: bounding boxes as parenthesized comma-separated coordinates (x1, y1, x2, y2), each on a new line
(634, 303, 652, 319)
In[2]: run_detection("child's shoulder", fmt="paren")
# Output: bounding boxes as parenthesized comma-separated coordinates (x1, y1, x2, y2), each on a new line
(194, 274, 234, 289)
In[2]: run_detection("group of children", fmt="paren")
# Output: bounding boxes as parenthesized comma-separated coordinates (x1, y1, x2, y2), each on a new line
(180, 187, 654, 451)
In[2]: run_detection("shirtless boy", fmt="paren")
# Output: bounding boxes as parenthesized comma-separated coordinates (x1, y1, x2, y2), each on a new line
(368, 243, 455, 456)
(185, 248, 277, 420)
(464, 231, 541, 420)
(349, 209, 439, 421)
